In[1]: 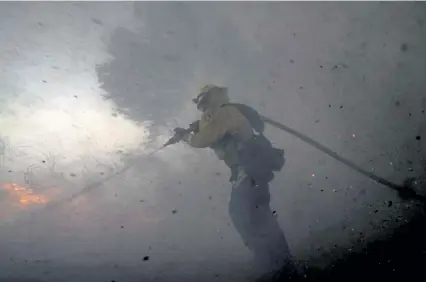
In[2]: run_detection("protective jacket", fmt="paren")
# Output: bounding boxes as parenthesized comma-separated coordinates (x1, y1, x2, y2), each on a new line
(186, 87, 253, 167)
(185, 85, 284, 183)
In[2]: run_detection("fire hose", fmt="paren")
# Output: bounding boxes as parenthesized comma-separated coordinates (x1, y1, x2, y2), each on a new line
(46, 114, 425, 209)
(260, 115, 425, 202)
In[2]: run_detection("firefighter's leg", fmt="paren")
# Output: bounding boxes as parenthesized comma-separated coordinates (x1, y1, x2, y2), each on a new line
(250, 183, 294, 273)
(229, 174, 257, 253)
(229, 175, 294, 275)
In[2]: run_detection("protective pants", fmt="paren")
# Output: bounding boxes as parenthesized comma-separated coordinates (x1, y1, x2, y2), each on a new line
(228, 175, 293, 275)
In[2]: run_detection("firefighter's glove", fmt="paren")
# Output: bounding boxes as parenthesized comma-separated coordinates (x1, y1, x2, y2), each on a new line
(188, 120, 200, 133)
(173, 127, 191, 143)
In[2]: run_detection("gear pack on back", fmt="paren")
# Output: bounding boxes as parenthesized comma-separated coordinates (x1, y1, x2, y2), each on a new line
(228, 103, 285, 183)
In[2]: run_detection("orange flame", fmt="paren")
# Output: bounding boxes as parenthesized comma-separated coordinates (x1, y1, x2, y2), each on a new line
(2, 183, 48, 207)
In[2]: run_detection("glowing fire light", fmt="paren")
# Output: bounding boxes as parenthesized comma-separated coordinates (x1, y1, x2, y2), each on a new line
(2, 183, 48, 206)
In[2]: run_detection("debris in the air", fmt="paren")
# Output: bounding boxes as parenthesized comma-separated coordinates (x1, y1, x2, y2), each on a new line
(333, 189, 337, 192)
(416, 136, 421, 140)
(70, 173, 76, 177)
(311, 173, 316, 177)
(92, 18, 103, 25)
(352, 133, 356, 138)
(172, 209, 177, 214)
(121, 225, 124, 229)
(143, 256, 149, 261)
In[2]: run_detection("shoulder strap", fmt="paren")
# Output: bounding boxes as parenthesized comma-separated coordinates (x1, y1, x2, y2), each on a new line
(225, 103, 265, 134)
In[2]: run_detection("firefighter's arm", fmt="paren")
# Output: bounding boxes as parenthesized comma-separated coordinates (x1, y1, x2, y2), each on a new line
(183, 108, 232, 148)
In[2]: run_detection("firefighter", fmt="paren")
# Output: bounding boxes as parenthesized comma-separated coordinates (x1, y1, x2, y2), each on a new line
(175, 85, 293, 276)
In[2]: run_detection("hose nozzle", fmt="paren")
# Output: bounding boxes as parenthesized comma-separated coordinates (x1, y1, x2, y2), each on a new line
(163, 128, 191, 148)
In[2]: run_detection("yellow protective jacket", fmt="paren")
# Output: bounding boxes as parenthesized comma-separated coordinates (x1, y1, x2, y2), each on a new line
(186, 88, 253, 167)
